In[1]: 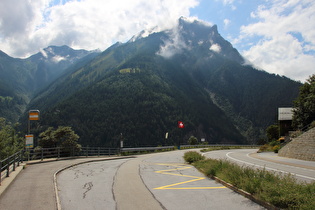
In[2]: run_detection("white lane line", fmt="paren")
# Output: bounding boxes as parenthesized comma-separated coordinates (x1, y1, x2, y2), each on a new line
(246, 153, 315, 173)
(225, 152, 315, 181)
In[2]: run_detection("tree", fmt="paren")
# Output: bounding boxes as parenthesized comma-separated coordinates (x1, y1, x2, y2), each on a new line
(54, 126, 80, 150)
(38, 127, 56, 148)
(292, 74, 315, 129)
(0, 118, 23, 159)
(266, 124, 279, 142)
(188, 136, 198, 145)
(38, 126, 81, 154)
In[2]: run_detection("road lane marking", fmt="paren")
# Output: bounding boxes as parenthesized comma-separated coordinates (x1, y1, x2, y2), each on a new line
(226, 152, 315, 181)
(153, 163, 226, 190)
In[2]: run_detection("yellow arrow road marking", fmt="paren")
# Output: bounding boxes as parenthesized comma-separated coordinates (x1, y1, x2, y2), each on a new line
(153, 163, 226, 190)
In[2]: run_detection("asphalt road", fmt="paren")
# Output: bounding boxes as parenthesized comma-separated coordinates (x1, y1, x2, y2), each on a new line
(57, 150, 264, 210)
(58, 159, 128, 209)
(2, 149, 313, 210)
(203, 149, 315, 183)
(0, 157, 131, 210)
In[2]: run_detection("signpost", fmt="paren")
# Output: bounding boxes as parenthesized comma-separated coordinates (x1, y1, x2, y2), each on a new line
(26, 110, 40, 148)
(278, 107, 293, 136)
(178, 121, 184, 128)
(120, 133, 123, 148)
(177, 121, 184, 149)
(25, 134, 34, 149)
(29, 110, 40, 121)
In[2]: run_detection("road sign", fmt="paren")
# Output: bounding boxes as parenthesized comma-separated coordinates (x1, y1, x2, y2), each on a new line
(29, 110, 40, 120)
(178, 121, 184, 128)
(25, 134, 34, 148)
(278, 107, 293, 121)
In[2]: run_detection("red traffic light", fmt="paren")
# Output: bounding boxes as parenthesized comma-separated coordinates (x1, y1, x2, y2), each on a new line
(178, 121, 184, 128)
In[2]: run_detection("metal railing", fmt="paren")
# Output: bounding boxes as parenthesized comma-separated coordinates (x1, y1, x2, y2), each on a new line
(180, 144, 260, 149)
(24, 147, 121, 161)
(0, 144, 259, 185)
(0, 150, 23, 185)
(121, 146, 175, 152)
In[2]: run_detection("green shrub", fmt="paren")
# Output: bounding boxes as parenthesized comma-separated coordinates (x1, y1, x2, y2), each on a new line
(183, 151, 205, 164)
(192, 158, 315, 209)
(188, 136, 198, 145)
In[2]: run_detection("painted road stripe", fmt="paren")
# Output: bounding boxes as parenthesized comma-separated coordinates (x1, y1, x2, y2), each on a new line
(154, 163, 226, 190)
(226, 152, 315, 181)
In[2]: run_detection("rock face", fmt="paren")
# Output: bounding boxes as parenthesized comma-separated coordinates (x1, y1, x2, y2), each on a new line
(278, 128, 315, 161)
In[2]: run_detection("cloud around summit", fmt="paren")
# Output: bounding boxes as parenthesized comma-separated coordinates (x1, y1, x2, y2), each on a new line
(0, 0, 198, 58)
(0, 0, 314, 82)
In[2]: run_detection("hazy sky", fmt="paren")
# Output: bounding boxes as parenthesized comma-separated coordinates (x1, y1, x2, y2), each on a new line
(0, 0, 314, 82)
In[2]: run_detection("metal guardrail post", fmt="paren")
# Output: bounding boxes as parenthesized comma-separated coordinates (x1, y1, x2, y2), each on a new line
(0, 161, 2, 185)
(58, 147, 60, 159)
(17, 151, 20, 167)
(6, 159, 10, 177)
(41, 148, 44, 161)
(13, 154, 16, 171)
(98, 147, 100, 157)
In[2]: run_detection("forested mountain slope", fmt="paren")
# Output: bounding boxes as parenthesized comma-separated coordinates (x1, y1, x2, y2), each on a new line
(24, 18, 301, 147)
(0, 46, 98, 122)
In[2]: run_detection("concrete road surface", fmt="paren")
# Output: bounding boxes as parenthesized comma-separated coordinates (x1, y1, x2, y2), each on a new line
(57, 150, 264, 210)
(0, 157, 132, 210)
(2, 149, 313, 210)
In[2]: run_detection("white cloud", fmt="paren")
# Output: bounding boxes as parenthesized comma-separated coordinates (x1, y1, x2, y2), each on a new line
(0, 0, 199, 58)
(210, 43, 221, 53)
(217, 0, 236, 10)
(40, 48, 48, 58)
(239, 0, 315, 82)
(157, 26, 190, 58)
(223, 19, 231, 29)
(157, 16, 211, 58)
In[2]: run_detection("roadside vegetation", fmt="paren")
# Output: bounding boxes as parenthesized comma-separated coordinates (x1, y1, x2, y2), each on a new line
(0, 117, 24, 159)
(199, 145, 258, 153)
(261, 74, 315, 153)
(184, 151, 315, 209)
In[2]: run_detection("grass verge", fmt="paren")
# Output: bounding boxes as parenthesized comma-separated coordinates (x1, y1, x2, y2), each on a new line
(200, 146, 259, 153)
(184, 151, 315, 209)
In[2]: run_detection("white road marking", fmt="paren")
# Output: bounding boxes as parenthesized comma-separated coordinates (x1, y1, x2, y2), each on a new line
(225, 152, 315, 181)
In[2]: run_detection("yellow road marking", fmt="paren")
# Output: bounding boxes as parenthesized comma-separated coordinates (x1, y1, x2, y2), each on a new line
(153, 163, 226, 190)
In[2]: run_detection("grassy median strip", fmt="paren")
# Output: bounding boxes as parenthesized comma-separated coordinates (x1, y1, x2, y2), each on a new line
(183, 151, 315, 210)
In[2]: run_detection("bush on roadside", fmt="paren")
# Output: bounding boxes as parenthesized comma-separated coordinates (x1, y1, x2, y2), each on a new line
(183, 151, 205, 164)
(192, 158, 315, 209)
(272, 145, 280, 153)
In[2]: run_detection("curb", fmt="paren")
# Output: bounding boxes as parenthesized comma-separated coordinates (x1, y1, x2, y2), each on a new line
(211, 176, 279, 210)
(53, 156, 135, 210)
(0, 163, 26, 198)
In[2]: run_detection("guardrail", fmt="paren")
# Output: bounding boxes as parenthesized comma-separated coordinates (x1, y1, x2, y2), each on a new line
(180, 144, 260, 149)
(0, 150, 23, 185)
(121, 146, 175, 152)
(24, 147, 121, 161)
(0, 144, 259, 185)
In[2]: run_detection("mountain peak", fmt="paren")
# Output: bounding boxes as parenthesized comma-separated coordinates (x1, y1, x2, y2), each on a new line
(178, 16, 214, 29)
(28, 45, 92, 64)
(157, 17, 244, 64)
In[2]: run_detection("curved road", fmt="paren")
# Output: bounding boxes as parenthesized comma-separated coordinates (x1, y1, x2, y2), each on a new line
(203, 149, 315, 183)
(1, 149, 314, 210)
(57, 150, 264, 210)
